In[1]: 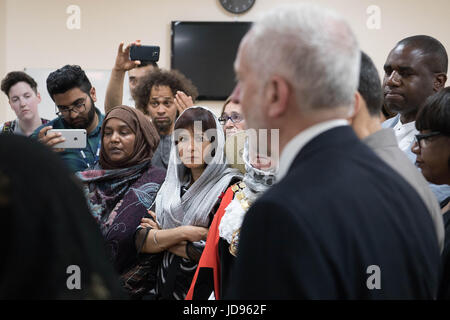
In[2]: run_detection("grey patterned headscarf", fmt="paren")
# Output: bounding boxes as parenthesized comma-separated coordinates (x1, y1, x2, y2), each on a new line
(156, 106, 242, 229)
(242, 138, 277, 195)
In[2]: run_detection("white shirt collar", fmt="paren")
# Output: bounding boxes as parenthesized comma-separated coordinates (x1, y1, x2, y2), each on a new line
(393, 119, 416, 131)
(393, 120, 418, 152)
(277, 119, 349, 181)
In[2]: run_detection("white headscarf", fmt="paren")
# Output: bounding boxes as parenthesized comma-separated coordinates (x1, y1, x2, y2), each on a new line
(156, 106, 243, 229)
(219, 138, 278, 244)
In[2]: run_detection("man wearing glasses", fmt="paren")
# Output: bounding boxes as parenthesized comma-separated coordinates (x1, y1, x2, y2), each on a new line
(31, 65, 104, 173)
(382, 35, 449, 202)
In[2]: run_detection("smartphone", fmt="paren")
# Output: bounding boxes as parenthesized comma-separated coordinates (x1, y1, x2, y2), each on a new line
(48, 129, 87, 149)
(130, 45, 160, 62)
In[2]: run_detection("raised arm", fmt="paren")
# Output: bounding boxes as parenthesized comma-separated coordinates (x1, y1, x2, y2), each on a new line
(105, 41, 141, 113)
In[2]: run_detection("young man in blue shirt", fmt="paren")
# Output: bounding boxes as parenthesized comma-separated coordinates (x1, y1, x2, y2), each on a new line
(31, 65, 104, 173)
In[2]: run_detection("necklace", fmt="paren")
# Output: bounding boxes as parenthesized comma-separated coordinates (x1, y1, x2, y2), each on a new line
(228, 181, 253, 257)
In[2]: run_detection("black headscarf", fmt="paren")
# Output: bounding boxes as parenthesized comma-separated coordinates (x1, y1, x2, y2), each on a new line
(0, 135, 126, 299)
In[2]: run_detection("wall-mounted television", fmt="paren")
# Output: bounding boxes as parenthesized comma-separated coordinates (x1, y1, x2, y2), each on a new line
(171, 21, 252, 100)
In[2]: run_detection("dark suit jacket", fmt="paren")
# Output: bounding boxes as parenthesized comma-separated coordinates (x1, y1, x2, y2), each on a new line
(226, 126, 440, 299)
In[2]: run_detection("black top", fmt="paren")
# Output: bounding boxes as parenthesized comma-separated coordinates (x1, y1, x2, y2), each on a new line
(0, 135, 125, 299)
(439, 197, 450, 299)
(226, 126, 441, 299)
(218, 237, 236, 298)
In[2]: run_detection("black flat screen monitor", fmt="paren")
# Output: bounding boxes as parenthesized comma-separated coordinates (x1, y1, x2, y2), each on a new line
(171, 21, 252, 100)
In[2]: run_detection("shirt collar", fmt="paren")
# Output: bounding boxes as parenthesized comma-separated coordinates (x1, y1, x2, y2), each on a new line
(277, 119, 349, 181)
(394, 119, 416, 131)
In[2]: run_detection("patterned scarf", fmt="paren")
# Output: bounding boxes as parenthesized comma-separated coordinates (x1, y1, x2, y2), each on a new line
(77, 105, 161, 234)
(77, 162, 157, 234)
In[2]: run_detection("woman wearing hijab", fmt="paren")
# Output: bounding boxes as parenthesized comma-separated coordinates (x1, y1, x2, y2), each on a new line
(0, 134, 124, 299)
(186, 135, 277, 300)
(136, 106, 242, 300)
(76, 106, 166, 278)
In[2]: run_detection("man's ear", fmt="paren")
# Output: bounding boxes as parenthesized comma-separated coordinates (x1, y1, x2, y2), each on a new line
(348, 92, 361, 123)
(90, 87, 97, 102)
(434, 73, 447, 91)
(36, 92, 42, 104)
(266, 75, 290, 119)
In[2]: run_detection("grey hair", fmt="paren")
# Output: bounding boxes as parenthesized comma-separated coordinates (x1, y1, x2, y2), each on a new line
(244, 3, 361, 113)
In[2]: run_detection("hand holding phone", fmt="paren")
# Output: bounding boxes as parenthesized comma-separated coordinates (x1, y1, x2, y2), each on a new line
(38, 126, 65, 152)
(114, 41, 141, 72)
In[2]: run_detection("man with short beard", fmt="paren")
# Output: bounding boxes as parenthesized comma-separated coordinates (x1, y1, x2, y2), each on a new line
(31, 65, 104, 173)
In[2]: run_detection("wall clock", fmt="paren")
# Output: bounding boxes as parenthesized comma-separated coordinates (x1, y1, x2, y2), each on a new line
(219, 0, 255, 14)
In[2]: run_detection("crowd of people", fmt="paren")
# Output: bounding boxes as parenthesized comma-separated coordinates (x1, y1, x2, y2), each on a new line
(1, 3, 450, 300)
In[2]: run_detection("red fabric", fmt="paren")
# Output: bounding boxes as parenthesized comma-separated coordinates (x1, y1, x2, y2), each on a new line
(185, 186, 235, 300)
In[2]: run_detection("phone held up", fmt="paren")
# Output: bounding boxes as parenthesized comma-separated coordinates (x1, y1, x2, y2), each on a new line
(48, 129, 87, 149)
(130, 45, 160, 62)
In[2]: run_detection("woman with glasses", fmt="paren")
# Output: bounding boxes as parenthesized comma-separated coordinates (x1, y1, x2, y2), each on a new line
(412, 87, 450, 299)
(219, 98, 247, 137)
(76, 106, 166, 296)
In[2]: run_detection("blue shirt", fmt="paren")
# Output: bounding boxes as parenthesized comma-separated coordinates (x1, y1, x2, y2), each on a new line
(31, 108, 104, 173)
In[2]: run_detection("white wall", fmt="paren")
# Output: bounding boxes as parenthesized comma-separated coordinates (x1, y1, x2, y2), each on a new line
(1, 0, 450, 122)
(0, 0, 7, 122)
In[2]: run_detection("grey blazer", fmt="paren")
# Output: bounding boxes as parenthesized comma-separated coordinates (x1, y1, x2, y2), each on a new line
(382, 116, 450, 203)
(364, 128, 445, 252)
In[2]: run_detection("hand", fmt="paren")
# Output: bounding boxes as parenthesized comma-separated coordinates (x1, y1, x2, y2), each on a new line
(180, 225, 209, 242)
(38, 126, 65, 152)
(113, 40, 141, 72)
(140, 210, 160, 229)
(174, 91, 194, 114)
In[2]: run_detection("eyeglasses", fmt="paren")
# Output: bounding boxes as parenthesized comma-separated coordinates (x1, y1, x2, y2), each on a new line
(55, 96, 87, 118)
(218, 113, 244, 125)
(413, 131, 443, 150)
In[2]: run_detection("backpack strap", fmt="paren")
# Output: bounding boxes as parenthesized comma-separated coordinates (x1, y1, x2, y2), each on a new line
(2, 121, 14, 133)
